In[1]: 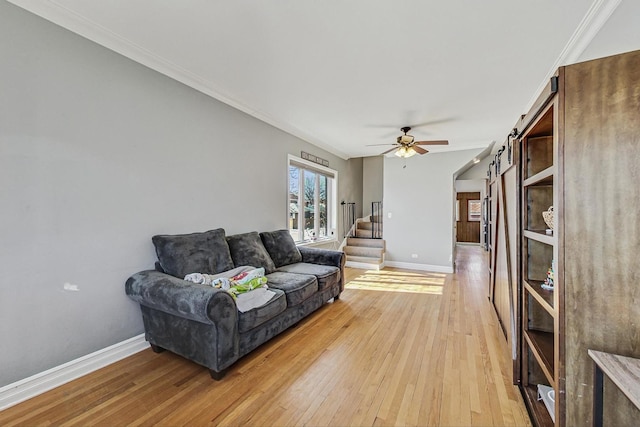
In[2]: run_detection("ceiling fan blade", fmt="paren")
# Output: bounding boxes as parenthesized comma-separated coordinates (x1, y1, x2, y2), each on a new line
(381, 147, 398, 155)
(413, 145, 428, 155)
(366, 143, 397, 146)
(414, 140, 449, 145)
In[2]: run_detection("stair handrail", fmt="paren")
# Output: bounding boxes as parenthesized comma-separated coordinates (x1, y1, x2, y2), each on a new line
(371, 201, 383, 239)
(341, 201, 357, 238)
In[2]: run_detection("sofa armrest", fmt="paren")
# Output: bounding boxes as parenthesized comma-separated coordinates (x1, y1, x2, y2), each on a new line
(298, 246, 345, 270)
(125, 270, 237, 326)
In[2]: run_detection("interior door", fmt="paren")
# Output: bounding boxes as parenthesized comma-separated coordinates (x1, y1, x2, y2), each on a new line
(456, 192, 481, 243)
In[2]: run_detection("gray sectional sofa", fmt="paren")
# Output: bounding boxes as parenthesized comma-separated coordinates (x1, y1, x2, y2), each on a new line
(125, 228, 345, 379)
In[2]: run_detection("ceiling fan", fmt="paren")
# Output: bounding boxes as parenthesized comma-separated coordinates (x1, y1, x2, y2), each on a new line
(370, 126, 449, 158)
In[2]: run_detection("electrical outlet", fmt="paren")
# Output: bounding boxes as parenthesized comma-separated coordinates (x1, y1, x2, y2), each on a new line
(411, 253, 418, 259)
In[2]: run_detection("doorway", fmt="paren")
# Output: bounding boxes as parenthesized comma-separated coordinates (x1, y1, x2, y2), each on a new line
(456, 192, 481, 243)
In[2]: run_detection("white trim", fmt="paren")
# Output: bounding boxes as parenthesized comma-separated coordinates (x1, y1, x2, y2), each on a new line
(6, 0, 350, 160)
(0, 334, 148, 411)
(525, 0, 622, 112)
(384, 261, 453, 274)
(287, 154, 338, 244)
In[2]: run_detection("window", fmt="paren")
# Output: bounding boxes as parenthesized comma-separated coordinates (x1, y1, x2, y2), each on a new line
(288, 155, 337, 243)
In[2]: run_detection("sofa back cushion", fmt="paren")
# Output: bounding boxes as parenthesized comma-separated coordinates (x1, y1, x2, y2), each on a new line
(227, 232, 277, 274)
(260, 230, 302, 267)
(152, 228, 235, 278)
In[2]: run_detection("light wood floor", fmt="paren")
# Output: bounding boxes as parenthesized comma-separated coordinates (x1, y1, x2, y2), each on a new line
(0, 245, 531, 426)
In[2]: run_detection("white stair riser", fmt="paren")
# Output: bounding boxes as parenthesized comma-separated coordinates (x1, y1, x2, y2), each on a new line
(344, 246, 384, 257)
(345, 260, 384, 270)
(346, 254, 383, 263)
(355, 230, 384, 238)
(357, 222, 383, 231)
(346, 238, 385, 249)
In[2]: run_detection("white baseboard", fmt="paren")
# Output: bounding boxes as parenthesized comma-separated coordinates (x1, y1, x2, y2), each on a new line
(0, 334, 148, 411)
(384, 261, 453, 274)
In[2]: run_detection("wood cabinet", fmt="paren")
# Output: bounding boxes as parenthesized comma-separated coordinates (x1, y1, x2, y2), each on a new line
(517, 49, 640, 426)
(519, 88, 560, 426)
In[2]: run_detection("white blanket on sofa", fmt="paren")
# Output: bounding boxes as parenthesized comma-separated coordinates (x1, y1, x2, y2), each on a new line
(235, 287, 277, 313)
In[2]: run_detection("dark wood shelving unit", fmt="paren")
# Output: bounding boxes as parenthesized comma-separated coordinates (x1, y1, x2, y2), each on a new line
(519, 87, 559, 425)
(514, 49, 640, 426)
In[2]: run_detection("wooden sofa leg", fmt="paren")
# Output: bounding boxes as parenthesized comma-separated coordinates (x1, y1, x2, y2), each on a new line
(334, 294, 340, 300)
(209, 369, 227, 381)
(150, 344, 165, 353)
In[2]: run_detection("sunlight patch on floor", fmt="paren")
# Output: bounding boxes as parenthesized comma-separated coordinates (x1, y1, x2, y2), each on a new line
(346, 269, 445, 295)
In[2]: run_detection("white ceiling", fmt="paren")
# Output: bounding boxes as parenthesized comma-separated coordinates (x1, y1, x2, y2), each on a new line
(9, 0, 634, 159)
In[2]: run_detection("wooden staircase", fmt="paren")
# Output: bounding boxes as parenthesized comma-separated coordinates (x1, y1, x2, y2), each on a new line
(344, 217, 385, 269)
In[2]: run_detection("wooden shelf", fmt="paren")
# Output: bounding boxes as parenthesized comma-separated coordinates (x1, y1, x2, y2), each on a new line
(524, 229, 555, 246)
(525, 279, 554, 315)
(525, 330, 556, 388)
(524, 166, 554, 187)
(522, 384, 555, 427)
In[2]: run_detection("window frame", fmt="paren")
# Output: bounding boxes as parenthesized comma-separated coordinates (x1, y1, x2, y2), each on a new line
(287, 154, 338, 244)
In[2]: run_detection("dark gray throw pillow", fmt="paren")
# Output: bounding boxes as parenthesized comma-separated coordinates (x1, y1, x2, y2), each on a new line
(227, 232, 277, 274)
(260, 230, 302, 267)
(152, 228, 235, 279)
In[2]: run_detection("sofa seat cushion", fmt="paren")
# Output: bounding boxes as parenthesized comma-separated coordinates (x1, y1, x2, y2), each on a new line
(227, 232, 277, 274)
(259, 230, 302, 267)
(238, 288, 287, 333)
(152, 228, 235, 279)
(277, 262, 340, 291)
(265, 272, 318, 307)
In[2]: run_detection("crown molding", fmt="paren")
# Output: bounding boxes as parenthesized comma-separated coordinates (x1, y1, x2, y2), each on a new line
(524, 0, 622, 112)
(7, 0, 351, 160)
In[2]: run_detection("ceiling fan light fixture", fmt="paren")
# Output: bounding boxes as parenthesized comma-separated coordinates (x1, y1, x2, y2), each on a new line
(394, 146, 417, 158)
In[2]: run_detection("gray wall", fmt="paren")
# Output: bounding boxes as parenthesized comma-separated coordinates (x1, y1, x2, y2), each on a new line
(576, 0, 640, 63)
(383, 149, 482, 270)
(0, 2, 362, 387)
(362, 156, 383, 217)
